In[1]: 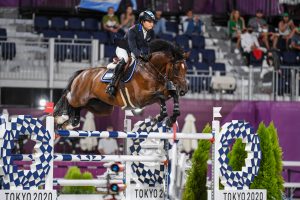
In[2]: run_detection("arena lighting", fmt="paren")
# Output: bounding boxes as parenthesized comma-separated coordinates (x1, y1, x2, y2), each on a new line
(39, 98, 47, 107)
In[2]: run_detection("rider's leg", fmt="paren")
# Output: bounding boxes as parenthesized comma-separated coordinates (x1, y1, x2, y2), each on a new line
(106, 47, 128, 96)
(106, 58, 126, 96)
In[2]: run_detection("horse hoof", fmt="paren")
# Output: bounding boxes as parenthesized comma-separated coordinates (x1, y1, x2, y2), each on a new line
(166, 118, 173, 127)
(56, 115, 69, 124)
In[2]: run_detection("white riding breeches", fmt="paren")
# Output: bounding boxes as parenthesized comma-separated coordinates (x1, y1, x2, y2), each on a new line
(116, 47, 135, 63)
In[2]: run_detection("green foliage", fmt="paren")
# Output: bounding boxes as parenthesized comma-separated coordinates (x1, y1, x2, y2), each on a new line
(228, 138, 246, 171)
(183, 124, 212, 200)
(250, 122, 280, 200)
(267, 122, 284, 193)
(61, 166, 96, 194)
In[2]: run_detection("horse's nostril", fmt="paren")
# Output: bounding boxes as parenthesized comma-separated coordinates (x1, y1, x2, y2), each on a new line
(180, 91, 186, 96)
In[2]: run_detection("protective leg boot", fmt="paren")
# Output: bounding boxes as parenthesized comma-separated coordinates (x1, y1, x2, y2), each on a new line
(106, 58, 126, 96)
(166, 80, 176, 91)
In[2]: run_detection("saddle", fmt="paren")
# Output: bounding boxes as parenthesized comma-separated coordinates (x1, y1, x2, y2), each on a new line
(101, 57, 137, 83)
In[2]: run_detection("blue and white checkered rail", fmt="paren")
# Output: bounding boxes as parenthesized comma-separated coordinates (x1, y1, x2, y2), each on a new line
(12, 154, 166, 162)
(57, 130, 213, 140)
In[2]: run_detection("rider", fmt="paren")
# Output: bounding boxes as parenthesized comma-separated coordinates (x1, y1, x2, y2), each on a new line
(106, 10, 156, 96)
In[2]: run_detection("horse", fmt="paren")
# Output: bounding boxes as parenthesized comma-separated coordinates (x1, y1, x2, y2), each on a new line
(54, 39, 189, 129)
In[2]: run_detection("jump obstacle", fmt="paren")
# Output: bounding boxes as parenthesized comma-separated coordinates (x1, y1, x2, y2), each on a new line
(0, 107, 267, 200)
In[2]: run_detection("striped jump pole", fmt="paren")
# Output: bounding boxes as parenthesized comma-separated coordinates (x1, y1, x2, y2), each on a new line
(53, 179, 123, 187)
(12, 154, 166, 162)
(56, 130, 213, 140)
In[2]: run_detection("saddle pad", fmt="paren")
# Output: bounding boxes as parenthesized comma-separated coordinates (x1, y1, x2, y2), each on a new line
(101, 60, 137, 83)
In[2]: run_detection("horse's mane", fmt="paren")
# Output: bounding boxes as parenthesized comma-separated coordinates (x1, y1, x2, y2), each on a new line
(149, 39, 184, 61)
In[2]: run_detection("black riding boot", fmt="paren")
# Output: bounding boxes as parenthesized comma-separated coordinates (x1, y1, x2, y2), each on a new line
(106, 58, 126, 96)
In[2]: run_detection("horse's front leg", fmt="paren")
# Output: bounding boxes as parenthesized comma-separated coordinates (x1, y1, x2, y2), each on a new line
(155, 99, 168, 122)
(166, 93, 180, 127)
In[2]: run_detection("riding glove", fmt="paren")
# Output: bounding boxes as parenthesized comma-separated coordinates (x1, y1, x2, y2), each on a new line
(140, 52, 150, 61)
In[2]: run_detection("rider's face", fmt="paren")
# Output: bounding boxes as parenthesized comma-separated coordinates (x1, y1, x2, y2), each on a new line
(142, 20, 154, 31)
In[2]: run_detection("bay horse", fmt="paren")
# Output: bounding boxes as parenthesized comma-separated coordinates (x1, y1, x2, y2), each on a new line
(54, 39, 189, 129)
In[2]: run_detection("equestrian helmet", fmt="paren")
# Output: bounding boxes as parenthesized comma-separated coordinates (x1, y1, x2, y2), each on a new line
(139, 10, 156, 23)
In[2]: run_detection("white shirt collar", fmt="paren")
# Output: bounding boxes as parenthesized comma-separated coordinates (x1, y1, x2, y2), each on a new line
(142, 26, 147, 39)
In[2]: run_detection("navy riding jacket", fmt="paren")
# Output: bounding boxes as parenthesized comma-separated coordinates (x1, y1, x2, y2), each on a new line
(118, 24, 155, 58)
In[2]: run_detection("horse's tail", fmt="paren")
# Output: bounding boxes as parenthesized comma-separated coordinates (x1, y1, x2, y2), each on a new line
(54, 69, 84, 117)
(64, 69, 85, 93)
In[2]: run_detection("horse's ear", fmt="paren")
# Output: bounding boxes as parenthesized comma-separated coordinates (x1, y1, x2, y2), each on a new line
(183, 51, 190, 59)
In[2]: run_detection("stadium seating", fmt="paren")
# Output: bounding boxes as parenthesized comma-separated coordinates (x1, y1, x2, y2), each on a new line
(68, 17, 82, 30)
(51, 17, 66, 30)
(34, 16, 49, 32)
(84, 18, 99, 31)
(211, 63, 226, 75)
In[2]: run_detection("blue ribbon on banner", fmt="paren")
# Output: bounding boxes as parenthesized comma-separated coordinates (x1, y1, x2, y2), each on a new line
(79, 0, 137, 12)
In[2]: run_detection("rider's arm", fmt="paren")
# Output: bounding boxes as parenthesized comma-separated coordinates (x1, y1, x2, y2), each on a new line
(128, 28, 141, 57)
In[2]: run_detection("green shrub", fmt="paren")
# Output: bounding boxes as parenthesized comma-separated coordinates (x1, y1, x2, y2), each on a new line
(228, 138, 246, 171)
(267, 122, 284, 195)
(61, 166, 96, 194)
(250, 122, 279, 200)
(183, 124, 212, 200)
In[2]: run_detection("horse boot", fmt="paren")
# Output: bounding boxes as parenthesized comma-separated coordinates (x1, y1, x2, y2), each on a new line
(106, 58, 126, 96)
(166, 80, 176, 92)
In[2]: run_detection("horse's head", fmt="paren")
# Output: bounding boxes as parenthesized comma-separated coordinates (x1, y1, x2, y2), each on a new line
(169, 52, 189, 96)
(148, 51, 189, 96)
(147, 39, 190, 96)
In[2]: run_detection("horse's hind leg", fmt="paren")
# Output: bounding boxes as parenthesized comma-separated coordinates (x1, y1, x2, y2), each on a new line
(54, 95, 70, 125)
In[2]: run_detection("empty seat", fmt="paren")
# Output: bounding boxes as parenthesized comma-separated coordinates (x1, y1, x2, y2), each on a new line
(68, 17, 82, 30)
(0, 28, 7, 41)
(211, 63, 226, 75)
(281, 51, 298, 66)
(175, 35, 189, 50)
(166, 21, 178, 33)
(84, 18, 99, 31)
(188, 49, 199, 64)
(34, 16, 49, 32)
(58, 30, 75, 42)
(51, 17, 65, 30)
(185, 60, 194, 74)
(194, 62, 209, 75)
(199, 49, 215, 65)
(159, 33, 173, 41)
(76, 31, 92, 43)
(93, 31, 108, 43)
(41, 30, 58, 39)
(191, 35, 205, 49)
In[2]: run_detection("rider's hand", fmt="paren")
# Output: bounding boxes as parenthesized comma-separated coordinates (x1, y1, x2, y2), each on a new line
(140, 52, 150, 61)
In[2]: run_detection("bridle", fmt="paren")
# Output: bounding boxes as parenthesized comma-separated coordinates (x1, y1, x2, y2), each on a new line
(145, 57, 186, 85)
